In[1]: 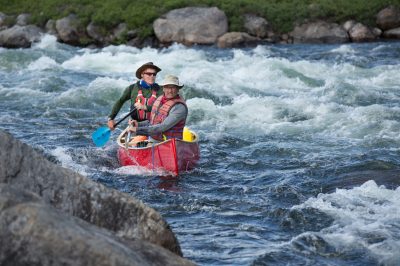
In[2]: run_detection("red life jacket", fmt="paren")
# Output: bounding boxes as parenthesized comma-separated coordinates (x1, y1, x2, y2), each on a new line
(150, 96, 187, 141)
(135, 89, 158, 120)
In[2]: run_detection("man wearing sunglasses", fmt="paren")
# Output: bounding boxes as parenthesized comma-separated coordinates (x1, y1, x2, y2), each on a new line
(107, 62, 163, 130)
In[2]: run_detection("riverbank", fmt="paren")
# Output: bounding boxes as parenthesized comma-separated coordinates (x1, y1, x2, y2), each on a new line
(0, 2, 399, 48)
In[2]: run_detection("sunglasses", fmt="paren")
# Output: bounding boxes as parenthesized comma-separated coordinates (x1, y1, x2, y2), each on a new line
(143, 72, 157, 76)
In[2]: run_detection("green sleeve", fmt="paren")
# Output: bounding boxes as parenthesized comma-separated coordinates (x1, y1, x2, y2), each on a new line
(108, 86, 132, 119)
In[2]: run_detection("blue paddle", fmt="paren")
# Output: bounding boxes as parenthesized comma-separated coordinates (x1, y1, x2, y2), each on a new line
(92, 108, 136, 147)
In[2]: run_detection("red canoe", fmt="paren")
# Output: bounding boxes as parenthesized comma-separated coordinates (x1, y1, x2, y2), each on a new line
(117, 127, 200, 175)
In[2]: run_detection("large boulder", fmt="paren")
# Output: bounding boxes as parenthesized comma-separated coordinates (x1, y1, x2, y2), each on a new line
(45, 19, 57, 35)
(383, 27, 400, 39)
(0, 12, 6, 28)
(0, 12, 14, 30)
(0, 25, 43, 48)
(342, 20, 357, 31)
(290, 21, 349, 44)
(348, 23, 377, 42)
(243, 14, 272, 38)
(153, 7, 228, 45)
(86, 22, 108, 44)
(0, 129, 182, 256)
(376, 6, 400, 30)
(55, 14, 90, 46)
(217, 32, 260, 48)
(16, 13, 31, 26)
(0, 185, 194, 266)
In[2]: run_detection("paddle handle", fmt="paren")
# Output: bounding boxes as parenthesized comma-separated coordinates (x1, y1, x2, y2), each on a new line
(114, 108, 137, 128)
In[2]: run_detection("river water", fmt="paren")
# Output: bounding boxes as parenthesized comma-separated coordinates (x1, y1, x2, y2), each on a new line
(1, 35, 400, 265)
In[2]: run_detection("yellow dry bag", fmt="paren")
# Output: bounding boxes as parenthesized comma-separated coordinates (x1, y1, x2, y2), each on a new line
(183, 127, 194, 142)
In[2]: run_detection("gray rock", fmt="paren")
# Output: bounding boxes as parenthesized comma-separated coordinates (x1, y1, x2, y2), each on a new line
(217, 32, 260, 48)
(0, 12, 7, 29)
(342, 20, 357, 32)
(45, 19, 57, 35)
(153, 7, 228, 45)
(87, 22, 108, 44)
(0, 129, 182, 255)
(0, 12, 15, 30)
(243, 14, 272, 38)
(290, 21, 349, 44)
(113, 23, 128, 41)
(16, 13, 31, 26)
(0, 25, 43, 48)
(55, 14, 90, 46)
(376, 6, 400, 30)
(348, 23, 377, 42)
(383, 27, 400, 39)
(0, 185, 195, 266)
(126, 29, 138, 39)
(372, 27, 382, 38)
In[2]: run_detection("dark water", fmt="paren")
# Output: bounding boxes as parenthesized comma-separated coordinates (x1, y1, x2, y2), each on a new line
(1, 36, 400, 265)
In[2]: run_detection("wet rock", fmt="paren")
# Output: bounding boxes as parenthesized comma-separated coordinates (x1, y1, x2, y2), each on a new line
(342, 20, 357, 32)
(0, 129, 182, 255)
(112, 23, 128, 41)
(86, 22, 107, 44)
(0, 12, 14, 30)
(0, 12, 6, 28)
(16, 13, 31, 26)
(243, 14, 273, 38)
(55, 14, 90, 46)
(0, 25, 43, 48)
(372, 27, 382, 38)
(217, 32, 260, 48)
(348, 23, 377, 42)
(45, 19, 57, 35)
(153, 7, 228, 45)
(383, 27, 400, 39)
(376, 6, 400, 30)
(290, 21, 349, 44)
(0, 185, 195, 266)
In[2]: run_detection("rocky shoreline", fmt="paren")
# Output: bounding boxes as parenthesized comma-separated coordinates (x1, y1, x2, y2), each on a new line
(0, 129, 194, 265)
(0, 5, 399, 49)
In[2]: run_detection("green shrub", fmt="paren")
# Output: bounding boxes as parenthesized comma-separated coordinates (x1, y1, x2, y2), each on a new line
(0, 0, 399, 38)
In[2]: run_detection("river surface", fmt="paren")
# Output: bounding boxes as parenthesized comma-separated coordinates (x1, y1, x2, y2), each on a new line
(1, 35, 400, 265)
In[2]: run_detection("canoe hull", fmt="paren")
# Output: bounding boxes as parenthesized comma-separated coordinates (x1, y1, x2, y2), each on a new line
(117, 138, 200, 175)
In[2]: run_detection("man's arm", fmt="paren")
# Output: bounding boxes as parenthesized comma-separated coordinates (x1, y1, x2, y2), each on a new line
(108, 86, 131, 120)
(136, 104, 187, 136)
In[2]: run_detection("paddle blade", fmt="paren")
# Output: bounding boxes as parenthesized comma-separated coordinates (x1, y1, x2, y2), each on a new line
(92, 127, 111, 147)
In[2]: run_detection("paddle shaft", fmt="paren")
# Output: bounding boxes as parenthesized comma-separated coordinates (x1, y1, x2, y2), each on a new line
(113, 107, 137, 128)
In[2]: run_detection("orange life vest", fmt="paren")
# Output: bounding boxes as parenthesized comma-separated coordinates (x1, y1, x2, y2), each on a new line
(135, 89, 158, 121)
(150, 96, 187, 141)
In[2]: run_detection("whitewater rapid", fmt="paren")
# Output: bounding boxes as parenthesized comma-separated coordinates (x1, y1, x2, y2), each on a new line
(1, 34, 400, 265)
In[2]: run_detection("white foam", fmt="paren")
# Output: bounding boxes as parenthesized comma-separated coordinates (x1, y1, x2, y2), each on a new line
(49, 147, 88, 176)
(33, 34, 59, 50)
(330, 44, 356, 54)
(51, 76, 130, 108)
(293, 180, 400, 264)
(27, 56, 59, 71)
(0, 85, 48, 99)
(61, 45, 172, 74)
(3, 43, 398, 143)
(114, 165, 170, 176)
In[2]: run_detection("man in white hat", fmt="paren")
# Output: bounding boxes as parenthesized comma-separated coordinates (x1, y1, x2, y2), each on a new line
(128, 74, 187, 142)
(107, 62, 162, 130)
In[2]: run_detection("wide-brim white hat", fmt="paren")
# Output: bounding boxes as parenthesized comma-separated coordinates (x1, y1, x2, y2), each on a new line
(160, 75, 184, 88)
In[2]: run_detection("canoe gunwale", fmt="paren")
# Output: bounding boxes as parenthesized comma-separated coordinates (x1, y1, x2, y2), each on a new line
(116, 126, 199, 150)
